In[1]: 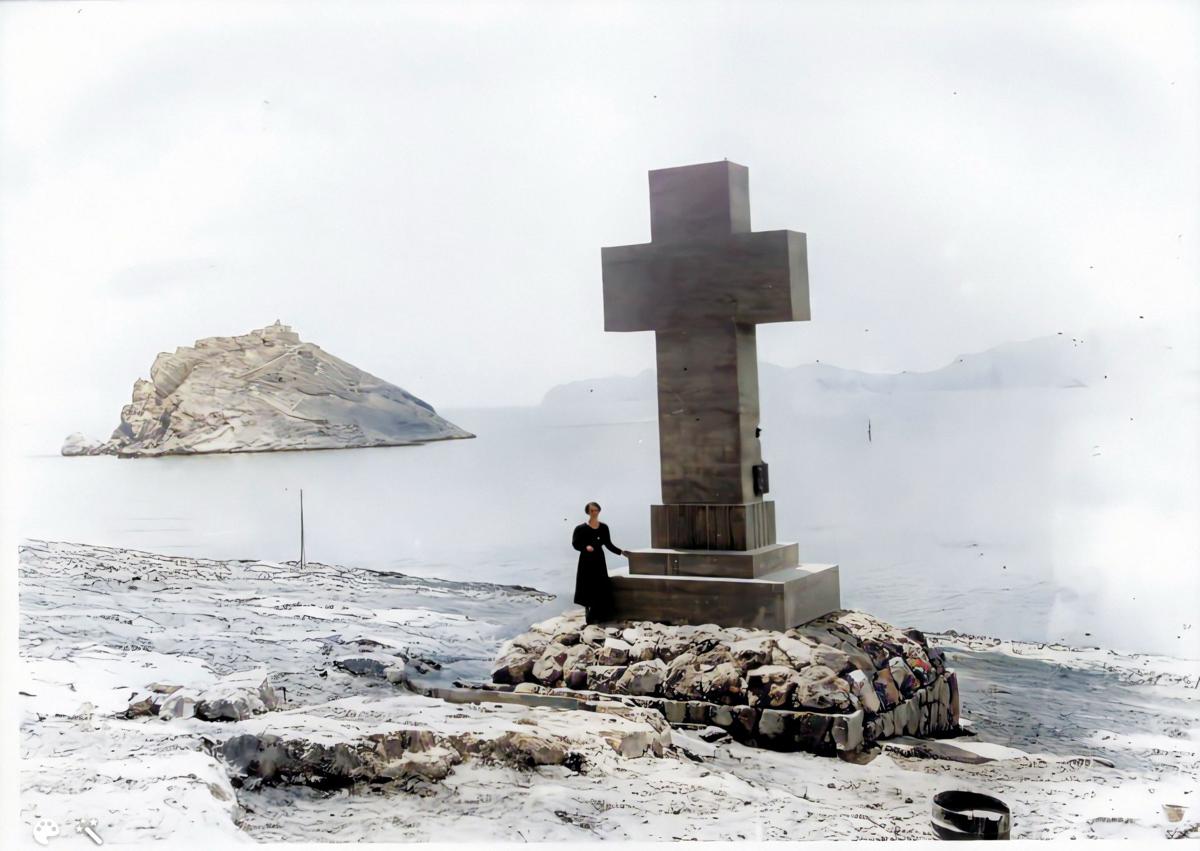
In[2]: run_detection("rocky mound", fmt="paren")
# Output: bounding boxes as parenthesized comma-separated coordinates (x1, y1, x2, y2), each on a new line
(62, 321, 473, 457)
(490, 609, 960, 754)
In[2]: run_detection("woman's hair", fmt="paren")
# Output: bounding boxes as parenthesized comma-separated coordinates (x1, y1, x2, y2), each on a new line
(584, 501, 601, 514)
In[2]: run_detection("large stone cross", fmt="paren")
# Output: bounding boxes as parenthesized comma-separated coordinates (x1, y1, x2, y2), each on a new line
(598, 160, 839, 629)
(603, 161, 809, 544)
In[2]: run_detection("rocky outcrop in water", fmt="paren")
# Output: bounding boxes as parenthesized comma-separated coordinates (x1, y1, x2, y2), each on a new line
(62, 321, 473, 457)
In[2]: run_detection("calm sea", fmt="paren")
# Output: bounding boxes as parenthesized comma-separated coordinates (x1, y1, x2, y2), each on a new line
(12, 390, 1198, 658)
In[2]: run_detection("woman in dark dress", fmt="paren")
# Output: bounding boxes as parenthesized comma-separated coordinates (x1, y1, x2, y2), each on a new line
(572, 501, 626, 624)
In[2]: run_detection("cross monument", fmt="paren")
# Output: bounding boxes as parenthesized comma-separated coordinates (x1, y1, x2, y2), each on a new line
(600, 160, 841, 629)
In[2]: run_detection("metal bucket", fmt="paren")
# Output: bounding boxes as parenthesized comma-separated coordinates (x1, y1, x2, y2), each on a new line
(931, 790, 1012, 840)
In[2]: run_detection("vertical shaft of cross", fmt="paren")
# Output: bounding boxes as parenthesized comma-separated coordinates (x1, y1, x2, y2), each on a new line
(654, 321, 761, 505)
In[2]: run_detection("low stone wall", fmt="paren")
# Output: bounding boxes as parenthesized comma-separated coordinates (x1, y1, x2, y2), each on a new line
(489, 608, 961, 755)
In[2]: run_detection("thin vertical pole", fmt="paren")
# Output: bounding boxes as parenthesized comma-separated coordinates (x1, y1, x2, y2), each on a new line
(299, 488, 306, 569)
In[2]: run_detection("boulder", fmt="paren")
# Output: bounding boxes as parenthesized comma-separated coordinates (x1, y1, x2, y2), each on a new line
(125, 695, 159, 718)
(529, 615, 566, 635)
(658, 634, 695, 662)
(513, 683, 550, 694)
(695, 647, 736, 668)
(381, 745, 461, 782)
(728, 637, 776, 673)
(158, 692, 197, 721)
(746, 665, 800, 709)
(532, 643, 570, 687)
(758, 708, 788, 740)
(585, 665, 626, 692)
(663, 700, 687, 724)
(630, 640, 658, 662)
(597, 637, 632, 666)
(562, 643, 595, 669)
(839, 643, 878, 675)
(769, 646, 795, 667)
(490, 731, 568, 767)
(700, 662, 745, 705)
(580, 625, 608, 646)
(873, 668, 901, 709)
(620, 627, 646, 645)
(887, 657, 919, 696)
(511, 632, 549, 653)
(786, 711, 835, 752)
(685, 701, 710, 724)
(591, 704, 671, 756)
(774, 636, 813, 668)
(194, 670, 279, 721)
(906, 655, 933, 683)
(792, 665, 853, 712)
(729, 705, 757, 738)
(333, 656, 392, 678)
(811, 645, 852, 674)
(832, 709, 865, 752)
(491, 649, 537, 685)
(664, 662, 706, 701)
(860, 638, 896, 669)
(615, 659, 667, 696)
(846, 669, 881, 714)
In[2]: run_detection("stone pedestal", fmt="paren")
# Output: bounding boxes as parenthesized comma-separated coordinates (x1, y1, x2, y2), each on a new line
(609, 562, 840, 631)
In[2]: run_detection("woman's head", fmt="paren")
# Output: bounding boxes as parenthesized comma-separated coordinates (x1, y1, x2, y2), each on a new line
(585, 501, 601, 518)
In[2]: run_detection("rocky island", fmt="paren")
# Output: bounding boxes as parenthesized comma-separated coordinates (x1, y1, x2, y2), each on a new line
(62, 321, 473, 457)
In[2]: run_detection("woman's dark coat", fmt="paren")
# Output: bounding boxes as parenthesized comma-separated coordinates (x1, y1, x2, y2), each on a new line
(572, 521, 623, 616)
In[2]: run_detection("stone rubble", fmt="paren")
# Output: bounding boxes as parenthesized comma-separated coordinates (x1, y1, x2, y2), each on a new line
(125, 668, 281, 722)
(490, 609, 960, 755)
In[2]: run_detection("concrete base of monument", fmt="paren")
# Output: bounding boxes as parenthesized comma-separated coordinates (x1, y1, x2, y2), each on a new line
(608, 563, 841, 631)
(627, 542, 800, 578)
(489, 607, 962, 757)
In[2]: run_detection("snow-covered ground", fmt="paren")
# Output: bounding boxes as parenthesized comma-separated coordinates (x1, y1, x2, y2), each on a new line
(17, 540, 1200, 844)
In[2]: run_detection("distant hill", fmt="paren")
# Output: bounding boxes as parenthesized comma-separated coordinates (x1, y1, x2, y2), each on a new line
(63, 322, 473, 457)
(539, 335, 1102, 421)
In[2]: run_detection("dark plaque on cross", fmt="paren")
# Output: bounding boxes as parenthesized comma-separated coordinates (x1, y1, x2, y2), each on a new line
(599, 160, 840, 629)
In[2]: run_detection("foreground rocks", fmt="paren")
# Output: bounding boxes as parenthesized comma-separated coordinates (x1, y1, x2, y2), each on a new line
(213, 701, 673, 792)
(61, 321, 473, 457)
(125, 669, 282, 722)
(490, 609, 960, 755)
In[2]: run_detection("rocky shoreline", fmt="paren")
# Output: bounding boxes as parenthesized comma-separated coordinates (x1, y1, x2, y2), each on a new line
(18, 540, 1200, 842)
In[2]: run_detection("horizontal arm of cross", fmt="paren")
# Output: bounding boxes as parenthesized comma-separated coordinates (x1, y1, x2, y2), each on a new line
(601, 230, 809, 332)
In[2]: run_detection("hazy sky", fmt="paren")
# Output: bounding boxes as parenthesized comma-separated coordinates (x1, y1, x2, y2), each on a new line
(1, 1, 1196, 419)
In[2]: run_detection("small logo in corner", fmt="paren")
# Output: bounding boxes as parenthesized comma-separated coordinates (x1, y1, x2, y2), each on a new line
(31, 816, 60, 846)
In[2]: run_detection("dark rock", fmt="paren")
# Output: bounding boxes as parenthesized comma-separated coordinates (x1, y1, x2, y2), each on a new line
(873, 668, 901, 709)
(747, 665, 799, 709)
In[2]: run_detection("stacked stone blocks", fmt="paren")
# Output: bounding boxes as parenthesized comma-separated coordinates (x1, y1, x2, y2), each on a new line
(491, 608, 961, 755)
